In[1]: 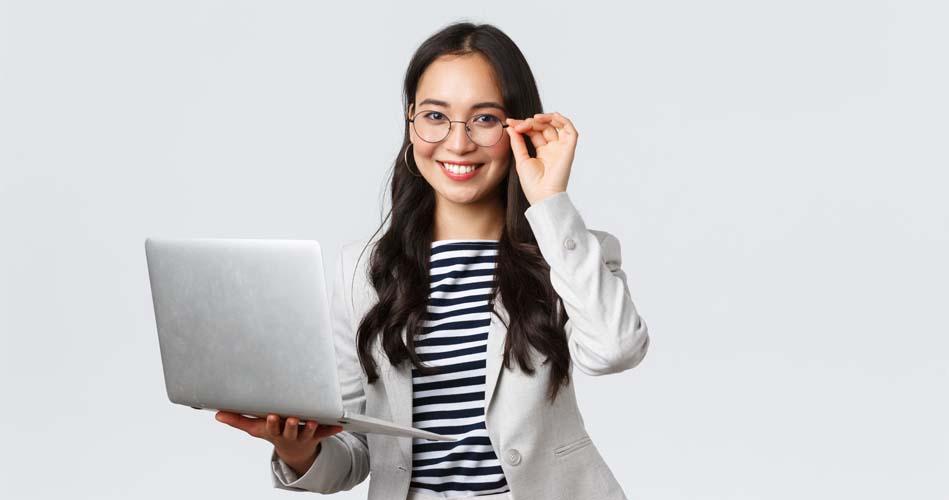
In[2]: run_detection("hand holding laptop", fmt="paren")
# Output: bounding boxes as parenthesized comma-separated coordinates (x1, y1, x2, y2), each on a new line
(145, 238, 453, 444)
(215, 410, 343, 476)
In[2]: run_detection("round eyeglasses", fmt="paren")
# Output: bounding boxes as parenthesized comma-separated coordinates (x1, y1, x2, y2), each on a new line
(406, 110, 510, 147)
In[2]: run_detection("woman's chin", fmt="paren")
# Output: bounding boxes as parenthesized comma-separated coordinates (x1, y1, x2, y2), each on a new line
(437, 189, 483, 205)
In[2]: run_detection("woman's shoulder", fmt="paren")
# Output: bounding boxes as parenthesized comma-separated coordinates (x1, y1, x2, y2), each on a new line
(339, 237, 378, 276)
(337, 238, 379, 315)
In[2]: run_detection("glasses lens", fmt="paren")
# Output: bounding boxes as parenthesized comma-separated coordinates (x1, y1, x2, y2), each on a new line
(413, 112, 450, 143)
(468, 114, 504, 147)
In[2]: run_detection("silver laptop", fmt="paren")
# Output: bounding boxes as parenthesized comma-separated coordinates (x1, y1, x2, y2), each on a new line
(144, 237, 452, 442)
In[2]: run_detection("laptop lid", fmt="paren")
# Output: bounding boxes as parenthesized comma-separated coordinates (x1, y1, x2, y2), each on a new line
(144, 238, 345, 422)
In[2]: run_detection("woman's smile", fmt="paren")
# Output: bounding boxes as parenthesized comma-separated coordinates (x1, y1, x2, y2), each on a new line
(436, 160, 486, 181)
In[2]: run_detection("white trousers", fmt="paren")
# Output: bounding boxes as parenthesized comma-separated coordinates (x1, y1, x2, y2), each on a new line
(405, 490, 513, 500)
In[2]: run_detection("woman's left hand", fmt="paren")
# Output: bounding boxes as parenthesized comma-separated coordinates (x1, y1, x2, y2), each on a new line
(505, 112, 579, 206)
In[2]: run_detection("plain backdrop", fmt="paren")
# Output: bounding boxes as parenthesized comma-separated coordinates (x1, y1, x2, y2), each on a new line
(1, 1, 947, 498)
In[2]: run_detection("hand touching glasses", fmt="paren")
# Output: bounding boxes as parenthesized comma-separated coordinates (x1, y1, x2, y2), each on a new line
(505, 112, 579, 206)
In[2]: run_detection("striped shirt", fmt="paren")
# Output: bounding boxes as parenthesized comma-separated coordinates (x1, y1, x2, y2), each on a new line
(409, 239, 510, 497)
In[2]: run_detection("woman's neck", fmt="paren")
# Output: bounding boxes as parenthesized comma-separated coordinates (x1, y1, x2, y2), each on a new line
(432, 195, 505, 241)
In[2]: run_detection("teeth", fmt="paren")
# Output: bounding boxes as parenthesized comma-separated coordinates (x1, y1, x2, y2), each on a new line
(441, 162, 480, 175)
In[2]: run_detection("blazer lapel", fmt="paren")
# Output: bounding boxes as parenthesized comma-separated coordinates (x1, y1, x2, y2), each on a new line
(484, 292, 508, 415)
(380, 293, 509, 462)
(381, 327, 414, 462)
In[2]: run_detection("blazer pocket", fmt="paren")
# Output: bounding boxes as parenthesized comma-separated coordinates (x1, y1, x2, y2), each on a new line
(553, 435, 593, 457)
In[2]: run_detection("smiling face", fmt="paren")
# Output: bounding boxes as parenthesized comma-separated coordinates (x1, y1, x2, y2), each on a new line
(407, 53, 512, 207)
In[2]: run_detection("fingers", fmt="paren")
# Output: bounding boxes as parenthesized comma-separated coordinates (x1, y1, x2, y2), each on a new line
(220, 412, 344, 448)
(283, 416, 300, 440)
(505, 120, 532, 164)
(527, 113, 558, 143)
(293, 420, 340, 442)
(300, 420, 318, 440)
(507, 118, 547, 154)
(512, 117, 547, 147)
(527, 128, 548, 147)
(215, 410, 236, 425)
(266, 414, 282, 438)
(508, 113, 577, 148)
(534, 112, 578, 140)
(215, 411, 264, 436)
(314, 424, 345, 440)
(540, 121, 559, 143)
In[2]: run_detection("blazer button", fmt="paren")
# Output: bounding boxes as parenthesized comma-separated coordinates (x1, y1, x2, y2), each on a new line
(564, 238, 576, 250)
(505, 448, 522, 466)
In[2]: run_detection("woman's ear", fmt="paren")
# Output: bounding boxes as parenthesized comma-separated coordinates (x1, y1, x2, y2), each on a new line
(407, 102, 414, 120)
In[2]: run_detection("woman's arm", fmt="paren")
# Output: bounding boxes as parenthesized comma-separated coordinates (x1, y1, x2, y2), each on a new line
(524, 191, 650, 376)
(271, 242, 371, 492)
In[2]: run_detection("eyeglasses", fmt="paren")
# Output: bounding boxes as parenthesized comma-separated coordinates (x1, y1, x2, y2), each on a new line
(406, 110, 510, 147)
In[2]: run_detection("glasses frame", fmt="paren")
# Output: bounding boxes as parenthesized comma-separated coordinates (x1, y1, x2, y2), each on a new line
(406, 109, 510, 148)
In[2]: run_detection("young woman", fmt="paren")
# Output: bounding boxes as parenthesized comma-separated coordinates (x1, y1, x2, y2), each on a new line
(215, 22, 650, 500)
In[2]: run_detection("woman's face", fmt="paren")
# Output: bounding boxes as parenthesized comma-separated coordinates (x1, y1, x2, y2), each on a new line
(408, 53, 511, 206)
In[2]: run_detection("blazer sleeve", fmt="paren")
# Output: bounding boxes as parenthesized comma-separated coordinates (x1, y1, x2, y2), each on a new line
(524, 191, 650, 376)
(269, 243, 371, 492)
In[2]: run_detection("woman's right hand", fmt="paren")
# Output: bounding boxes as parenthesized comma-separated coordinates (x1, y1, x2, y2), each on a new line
(214, 410, 344, 475)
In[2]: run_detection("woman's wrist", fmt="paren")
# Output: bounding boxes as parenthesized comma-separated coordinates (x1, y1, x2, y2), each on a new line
(283, 441, 322, 477)
(527, 190, 566, 206)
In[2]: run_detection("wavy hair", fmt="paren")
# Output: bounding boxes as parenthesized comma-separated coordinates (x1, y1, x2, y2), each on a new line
(354, 21, 571, 402)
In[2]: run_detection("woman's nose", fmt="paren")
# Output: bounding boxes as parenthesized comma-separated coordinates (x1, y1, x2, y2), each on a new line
(444, 122, 477, 152)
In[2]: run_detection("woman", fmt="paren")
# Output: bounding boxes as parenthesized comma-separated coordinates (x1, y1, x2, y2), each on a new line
(215, 21, 650, 500)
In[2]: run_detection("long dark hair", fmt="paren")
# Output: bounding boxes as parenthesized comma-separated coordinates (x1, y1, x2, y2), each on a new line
(354, 21, 571, 402)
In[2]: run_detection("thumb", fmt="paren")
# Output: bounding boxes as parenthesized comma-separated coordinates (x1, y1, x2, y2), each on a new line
(314, 425, 344, 440)
(506, 124, 531, 165)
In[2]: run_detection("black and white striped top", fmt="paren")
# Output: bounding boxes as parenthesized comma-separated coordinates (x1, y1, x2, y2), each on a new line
(409, 239, 510, 497)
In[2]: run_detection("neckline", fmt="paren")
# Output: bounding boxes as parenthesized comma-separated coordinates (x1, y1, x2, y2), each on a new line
(431, 239, 499, 246)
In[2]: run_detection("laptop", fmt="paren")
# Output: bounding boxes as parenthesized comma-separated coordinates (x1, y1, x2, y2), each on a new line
(144, 237, 452, 442)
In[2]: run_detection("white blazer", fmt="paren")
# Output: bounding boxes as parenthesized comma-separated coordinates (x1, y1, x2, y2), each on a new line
(269, 191, 650, 499)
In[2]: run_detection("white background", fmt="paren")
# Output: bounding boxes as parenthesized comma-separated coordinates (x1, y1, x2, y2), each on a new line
(2, 1, 947, 498)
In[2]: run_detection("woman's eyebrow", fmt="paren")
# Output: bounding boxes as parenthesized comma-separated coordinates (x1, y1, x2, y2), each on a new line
(418, 98, 505, 112)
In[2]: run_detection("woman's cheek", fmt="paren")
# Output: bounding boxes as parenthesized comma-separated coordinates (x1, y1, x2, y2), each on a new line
(488, 141, 511, 167)
(413, 142, 439, 169)
(415, 140, 438, 157)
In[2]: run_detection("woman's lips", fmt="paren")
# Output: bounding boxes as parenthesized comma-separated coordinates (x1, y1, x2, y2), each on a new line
(437, 161, 484, 181)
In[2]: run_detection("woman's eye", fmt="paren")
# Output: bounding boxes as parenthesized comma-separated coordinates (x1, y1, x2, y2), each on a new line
(473, 114, 500, 124)
(423, 111, 446, 121)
